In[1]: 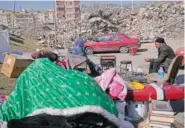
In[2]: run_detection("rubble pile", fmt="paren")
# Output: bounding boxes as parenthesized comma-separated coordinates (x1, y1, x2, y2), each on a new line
(16, 2, 184, 48)
(78, 1, 184, 42)
(57, 1, 184, 47)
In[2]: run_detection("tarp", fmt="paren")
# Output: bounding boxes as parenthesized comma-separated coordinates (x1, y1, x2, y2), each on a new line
(0, 26, 10, 63)
(0, 59, 118, 128)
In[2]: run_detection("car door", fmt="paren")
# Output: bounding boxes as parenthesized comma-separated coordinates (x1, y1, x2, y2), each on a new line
(109, 35, 122, 51)
(94, 35, 111, 52)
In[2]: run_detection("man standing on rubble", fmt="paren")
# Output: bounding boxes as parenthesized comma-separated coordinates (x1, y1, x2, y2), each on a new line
(145, 37, 175, 73)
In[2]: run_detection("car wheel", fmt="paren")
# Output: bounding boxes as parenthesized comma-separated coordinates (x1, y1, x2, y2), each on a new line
(85, 47, 93, 55)
(119, 46, 129, 53)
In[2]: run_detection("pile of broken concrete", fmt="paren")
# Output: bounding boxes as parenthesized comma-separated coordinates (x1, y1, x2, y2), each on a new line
(79, 1, 184, 42)
(18, 1, 184, 48)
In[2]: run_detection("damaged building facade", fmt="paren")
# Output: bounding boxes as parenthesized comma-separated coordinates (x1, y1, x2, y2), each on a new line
(55, 0, 80, 23)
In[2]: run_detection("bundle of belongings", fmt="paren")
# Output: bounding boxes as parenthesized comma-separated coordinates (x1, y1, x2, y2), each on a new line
(69, 39, 102, 76)
(31, 50, 101, 77)
(31, 50, 58, 62)
(0, 59, 120, 128)
(94, 68, 128, 101)
(65, 53, 101, 77)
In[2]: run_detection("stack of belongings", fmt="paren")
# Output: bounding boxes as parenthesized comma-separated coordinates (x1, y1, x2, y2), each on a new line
(149, 100, 175, 128)
(31, 50, 58, 62)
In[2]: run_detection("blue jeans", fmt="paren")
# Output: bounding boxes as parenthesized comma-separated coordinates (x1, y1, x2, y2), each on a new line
(72, 47, 84, 56)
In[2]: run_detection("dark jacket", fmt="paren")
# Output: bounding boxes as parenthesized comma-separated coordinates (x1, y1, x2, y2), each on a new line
(149, 43, 175, 72)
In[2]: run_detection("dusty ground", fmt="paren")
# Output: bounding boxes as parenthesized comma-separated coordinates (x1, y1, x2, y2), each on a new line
(10, 38, 43, 52)
(0, 39, 43, 95)
(0, 38, 184, 127)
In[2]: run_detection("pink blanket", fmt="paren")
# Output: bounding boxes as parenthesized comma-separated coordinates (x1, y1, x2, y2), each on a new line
(94, 68, 128, 101)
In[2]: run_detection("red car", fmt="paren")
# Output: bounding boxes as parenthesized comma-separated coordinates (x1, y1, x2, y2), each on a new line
(84, 33, 140, 55)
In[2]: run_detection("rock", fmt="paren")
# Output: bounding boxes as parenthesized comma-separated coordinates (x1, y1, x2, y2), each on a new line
(139, 7, 148, 15)
(98, 10, 112, 19)
(99, 22, 108, 29)
(171, 9, 177, 14)
(160, 28, 165, 33)
(162, 3, 170, 12)
(89, 17, 102, 23)
(179, 8, 184, 15)
(88, 13, 100, 19)
(121, 23, 127, 28)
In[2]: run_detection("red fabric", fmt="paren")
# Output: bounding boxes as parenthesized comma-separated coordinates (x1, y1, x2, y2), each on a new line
(126, 84, 184, 101)
(56, 60, 67, 69)
(0, 95, 6, 104)
(31, 52, 40, 59)
(163, 83, 184, 100)
(109, 82, 123, 99)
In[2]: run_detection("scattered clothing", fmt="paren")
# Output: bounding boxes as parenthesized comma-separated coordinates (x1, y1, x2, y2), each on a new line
(8, 113, 117, 128)
(0, 95, 6, 105)
(66, 53, 87, 69)
(0, 59, 118, 128)
(94, 68, 128, 101)
(31, 50, 58, 62)
(56, 59, 67, 69)
(87, 61, 102, 77)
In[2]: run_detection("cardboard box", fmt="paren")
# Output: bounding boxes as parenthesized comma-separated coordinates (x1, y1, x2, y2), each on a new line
(1, 54, 33, 78)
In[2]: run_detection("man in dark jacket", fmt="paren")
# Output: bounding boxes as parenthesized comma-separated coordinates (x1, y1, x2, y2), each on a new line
(145, 37, 175, 73)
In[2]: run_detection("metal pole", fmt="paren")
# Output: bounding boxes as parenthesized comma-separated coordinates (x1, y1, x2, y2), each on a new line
(132, 0, 134, 12)
(79, 1, 81, 35)
(53, 0, 58, 50)
(13, 0, 16, 34)
(63, 1, 66, 48)
(121, 0, 123, 13)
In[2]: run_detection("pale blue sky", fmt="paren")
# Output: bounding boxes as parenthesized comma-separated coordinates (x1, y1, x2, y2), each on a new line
(0, 1, 145, 11)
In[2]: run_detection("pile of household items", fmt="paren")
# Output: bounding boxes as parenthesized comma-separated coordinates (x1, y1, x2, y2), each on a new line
(148, 100, 175, 128)
(0, 39, 184, 128)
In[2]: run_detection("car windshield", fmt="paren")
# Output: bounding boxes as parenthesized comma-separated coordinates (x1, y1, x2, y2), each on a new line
(122, 33, 130, 39)
(97, 35, 111, 42)
(111, 35, 121, 41)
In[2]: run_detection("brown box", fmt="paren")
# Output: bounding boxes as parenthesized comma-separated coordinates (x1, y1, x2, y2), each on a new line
(1, 54, 33, 78)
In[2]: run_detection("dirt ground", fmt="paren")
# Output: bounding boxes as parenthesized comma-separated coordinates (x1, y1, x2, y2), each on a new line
(0, 39, 43, 95)
(0, 38, 184, 127)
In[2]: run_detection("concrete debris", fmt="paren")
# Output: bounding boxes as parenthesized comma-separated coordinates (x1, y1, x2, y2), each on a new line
(14, 1, 184, 48)
(78, 1, 184, 43)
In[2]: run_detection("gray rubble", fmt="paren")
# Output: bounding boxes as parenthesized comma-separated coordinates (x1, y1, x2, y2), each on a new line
(59, 1, 184, 48)
(14, 1, 184, 48)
